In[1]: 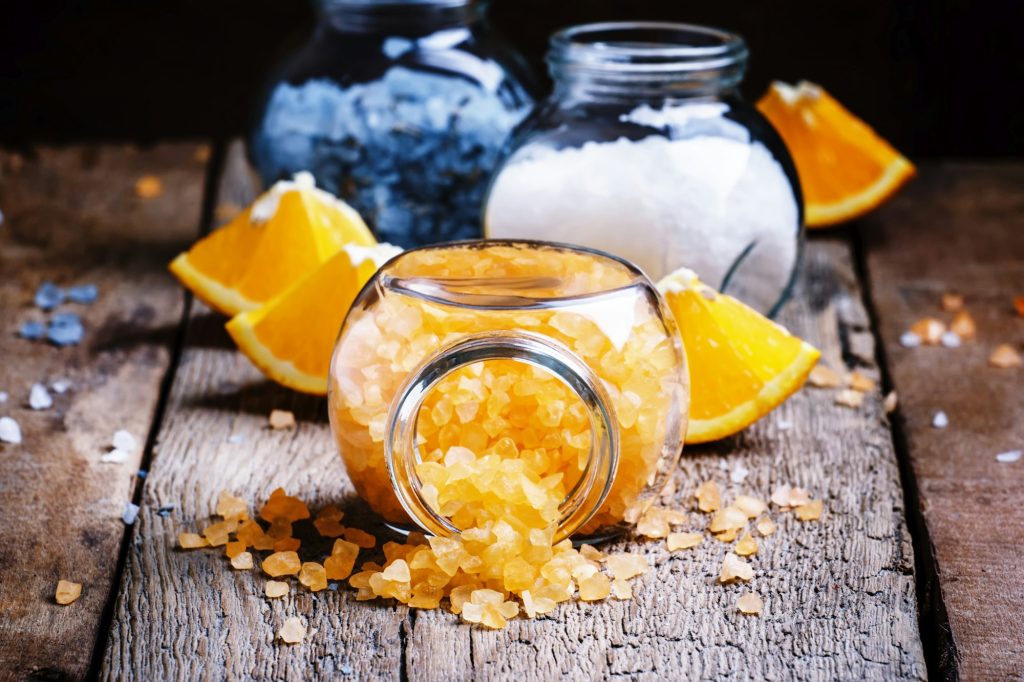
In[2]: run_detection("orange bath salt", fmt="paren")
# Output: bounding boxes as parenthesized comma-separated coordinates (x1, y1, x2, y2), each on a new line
(950, 311, 977, 341)
(736, 592, 764, 615)
(202, 521, 231, 547)
(578, 573, 612, 601)
(755, 516, 778, 536)
(55, 580, 82, 605)
(260, 488, 310, 523)
(278, 617, 305, 644)
(709, 506, 748, 534)
(610, 578, 633, 600)
(795, 499, 824, 521)
(324, 540, 360, 580)
(605, 553, 648, 581)
(313, 517, 346, 538)
(274, 537, 301, 552)
(733, 495, 767, 519)
(262, 551, 301, 577)
(216, 491, 249, 520)
(667, 532, 703, 551)
(461, 589, 519, 629)
(225, 541, 246, 558)
(989, 344, 1022, 368)
(719, 553, 754, 583)
(910, 317, 946, 345)
(299, 562, 328, 591)
(343, 528, 377, 549)
(231, 552, 255, 570)
(265, 580, 289, 599)
(178, 532, 208, 549)
(735, 532, 758, 557)
(695, 481, 721, 513)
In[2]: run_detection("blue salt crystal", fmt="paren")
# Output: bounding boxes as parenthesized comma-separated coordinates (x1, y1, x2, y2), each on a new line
(382, 36, 414, 60)
(66, 284, 99, 304)
(137, 469, 148, 479)
(34, 282, 64, 310)
(157, 505, 175, 518)
(19, 320, 46, 340)
(48, 312, 84, 346)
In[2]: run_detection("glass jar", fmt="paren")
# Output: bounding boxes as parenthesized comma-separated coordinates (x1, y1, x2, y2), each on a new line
(327, 241, 688, 541)
(484, 22, 802, 316)
(249, 0, 534, 248)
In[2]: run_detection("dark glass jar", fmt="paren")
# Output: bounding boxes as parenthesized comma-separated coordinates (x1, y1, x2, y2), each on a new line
(250, 0, 534, 248)
(484, 22, 802, 316)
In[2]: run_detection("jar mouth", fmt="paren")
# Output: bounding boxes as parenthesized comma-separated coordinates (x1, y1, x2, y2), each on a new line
(548, 21, 748, 95)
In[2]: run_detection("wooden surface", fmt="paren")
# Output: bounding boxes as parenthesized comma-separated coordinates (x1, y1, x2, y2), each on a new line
(99, 146, 925, 680)
(0, 145, 206, 680)
(863, 162, 1024, 680)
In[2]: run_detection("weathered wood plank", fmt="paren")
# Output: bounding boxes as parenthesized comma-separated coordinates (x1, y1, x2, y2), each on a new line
(104, 146, 924, 680)
(0, 144, 207, 680)
(862, 162, 1024, 680)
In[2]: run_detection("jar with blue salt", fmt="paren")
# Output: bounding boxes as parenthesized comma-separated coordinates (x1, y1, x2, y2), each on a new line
(250, 0, 534, 247)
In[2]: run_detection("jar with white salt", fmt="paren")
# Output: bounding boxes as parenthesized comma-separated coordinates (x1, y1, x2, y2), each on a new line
(483, 22, 802, 316)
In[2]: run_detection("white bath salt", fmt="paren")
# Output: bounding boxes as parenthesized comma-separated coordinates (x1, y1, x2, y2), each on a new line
(122, 502, 140, 525)
(932, 411, 949, 429)
(486, 132, 800, 314)
(730, 465, 749, 484)
(100, 449, 129, 464)
(996, 450, 1022, 464)
(940, 331, 962, 348)
(51, 379, 72, 394)
(899, 332, 921, 348)
(227, 433, 244, 444)
(112, 429, 137, 453)
(776, 419, 793, 431)
(0, 416, 22, 444)
(29, 383, 53, 410)
(0, 391, 8, 403)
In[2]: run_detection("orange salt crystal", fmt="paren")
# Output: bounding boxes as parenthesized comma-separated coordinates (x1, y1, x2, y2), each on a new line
(55, 580, 82, 605)
(834, 389, 864, 409)
(265, 580, 289, 599)
(666, 532, 702, 551)
(237, 520, 273, 550)
(941, 292, 964, 312)
(849, 371, 876, 393)
(267, 520, 292, 540)
(733, 495, 767, 519)
(313, 517, 346, 538)
(461, 589, 519, 629)
(268, 409, 296, 430)
(578, 573, 612, 601)
(134, 175, 163, 199)
(579, 544, 604, 562)
(695, 480, 721, 513)
(343, 528, 376, 549)
(989, 344, 1022, 369)
(215, 491, 248, 520)
(610, 578, 633, 600)
(719, 553, 754, 583)
(324, 540, 360, 580)
(735, 532, 758, 557)
(910, 317, 946, 345)
(231, 552, 254, 570)
(605, 553, 648, 581)
(636, 508, 671, 539)
(273, 537, 301, 552)
(950, 310, 977, 341)
(713, 528, 739, 543)
(709, 506, 747, 534)
(278, 617, 305, 644)
(522, 589, 558, 616)
(178, 532, 207, 549)
(736, 592, 763, 615)
(883, 391, 898, 414)
(794, 499, 824, 521)
(808, 365, 843, 388)
(771, 485, 811, 509)
(317, 504, 344, 521)
(299, 562, 328, 591)
(260, 489, 310, 523)
(1014, 296, 1024, 318)
(755, 516, 778, 537)
(202, 521, 231, 547)
(262, 551, 301, 577)
(380, 559, 411, 583)
(225, 541, 246, 558)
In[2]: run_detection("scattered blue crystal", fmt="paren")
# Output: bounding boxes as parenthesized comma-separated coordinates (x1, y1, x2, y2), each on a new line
(47, 312, 84, 346)
(382, 37, 413, 60)
(328, 582, 339, 591)
(252, 66, 529, 248)
(67, 284, 99, 304)
(157, 505, 175, 517)
(34, 282, 64, 310)
(137, 469, 148, 479)
(340, 663, 353, 675)
(19, 320, 46, 340)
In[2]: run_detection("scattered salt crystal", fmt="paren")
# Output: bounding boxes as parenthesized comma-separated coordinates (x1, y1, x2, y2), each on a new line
(122, 502, 140, 525)
(34, 282, 64, 310)
(136, 469, 148, 479)
(29, 383, 53, 410)
(996, 450, 1022, 464)
(382, 36, 414, 60)
(718, 460, 728, 470)
(48, 312, 84, 346)
(227, 433, 244, 444)
(100, 449, 129, 464)
(0, 391, 7, 403)
(269, 409, 296, 430)
(19, 320, 45, 340)
(51, 379, 72, 394)
(736, 592, 763, 615)
(834, 389, 864, 409)
(883, 391, 898, 414)
(899, 332, 921, 348)
(940, 292, 964, 312)
(931, 411, 948, 429)
(940, 331, 961, 348)
(157, 505, 175, 517)
(0, 417, 22, 444)
(278, 616, 306, 644)
(910, 317, 946, 345)
(135, 175, 163, 199)
(808, 365, 843, 388)
(112, 429, 137, 453)
(776, 419, 792, 431)
(66, 284, 98, 304)
(729, 465, 749, 484)
(989, 344, 1022, 369)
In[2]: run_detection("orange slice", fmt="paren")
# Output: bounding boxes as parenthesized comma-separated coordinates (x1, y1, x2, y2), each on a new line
(757, 81, 915, 227)
(658, 268, 820, 444)
(169, 173, 375, 316)
(226, 244, 402, 394)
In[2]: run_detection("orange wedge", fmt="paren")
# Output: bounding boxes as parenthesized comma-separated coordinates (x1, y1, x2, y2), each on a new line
(226, 243, 401, 394)
(169, 173, 375, 316)
(757, 81, 915, 227)
(658, 268, 820, 443)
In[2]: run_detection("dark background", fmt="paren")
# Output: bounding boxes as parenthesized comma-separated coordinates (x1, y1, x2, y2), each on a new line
(1, 0, 1021, 156)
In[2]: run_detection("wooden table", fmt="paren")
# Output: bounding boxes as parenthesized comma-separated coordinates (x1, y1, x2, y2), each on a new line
(0, 144, 1020, 681)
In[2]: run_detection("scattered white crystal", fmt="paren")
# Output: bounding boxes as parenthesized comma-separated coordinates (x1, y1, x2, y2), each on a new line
(0, 391, 7, 403)
(29, 383, 53, 410)
(51, 379, 72, 394)
(730, 465, 750, 484)
(931, 411, 948, 429)
(939, 331, 961, 348)
(996, 450, 1022, 464)
(0, 417, 22, 444)
(112, 429, 137, 453)
(227, 433, 244, 444)
(122, 502, 140, 525)
(899, 332, 922, 348)
(776, 419, 792, 431)
(718, 460, 729, 471)
(100, 449, 129, 464)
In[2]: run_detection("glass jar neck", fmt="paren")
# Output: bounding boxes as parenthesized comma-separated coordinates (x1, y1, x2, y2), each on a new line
(385, 331, 619, 542)
(319, 0, 482, 34)
(547, 21, 748, 104)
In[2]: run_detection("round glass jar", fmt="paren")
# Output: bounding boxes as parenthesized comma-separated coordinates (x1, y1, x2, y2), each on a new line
(249, 0, 534, 248)
(327, 241, 688, 541)
(484, 22, 802, 316)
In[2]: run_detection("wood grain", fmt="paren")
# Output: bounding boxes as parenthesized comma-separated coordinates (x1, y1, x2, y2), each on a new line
(0, 144, 207, 680)
(862, 163, 1024, 680)
(103, 147, 925, 680)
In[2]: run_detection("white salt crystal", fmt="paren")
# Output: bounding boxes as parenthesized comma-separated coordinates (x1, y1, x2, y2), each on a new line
(51, 379, 72, 394)
(0, 391, 7, 403)
(112, 429, 137, 453)
(227, 433, 244, 444)
(29, 383, 53, 410)
(101, 449, 129, 464)
(776, 419, 792, 431)
(730, 465, 749, 484)
(932, 411, 948, 429)
(122, 502, 140, 525)
(996, 450, 1022, 464)
(939, 331, 961, 348)
(899, 332, 922, 348)
(0, 416, 22, 444)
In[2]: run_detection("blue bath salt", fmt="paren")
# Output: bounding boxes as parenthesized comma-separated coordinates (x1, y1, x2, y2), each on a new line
(252, 66, 528, 248)
(67, 284, 99, 304)
(48, 312, 84, 346)
(19, 320, 46, 340)
(34, 282, 64, 310)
